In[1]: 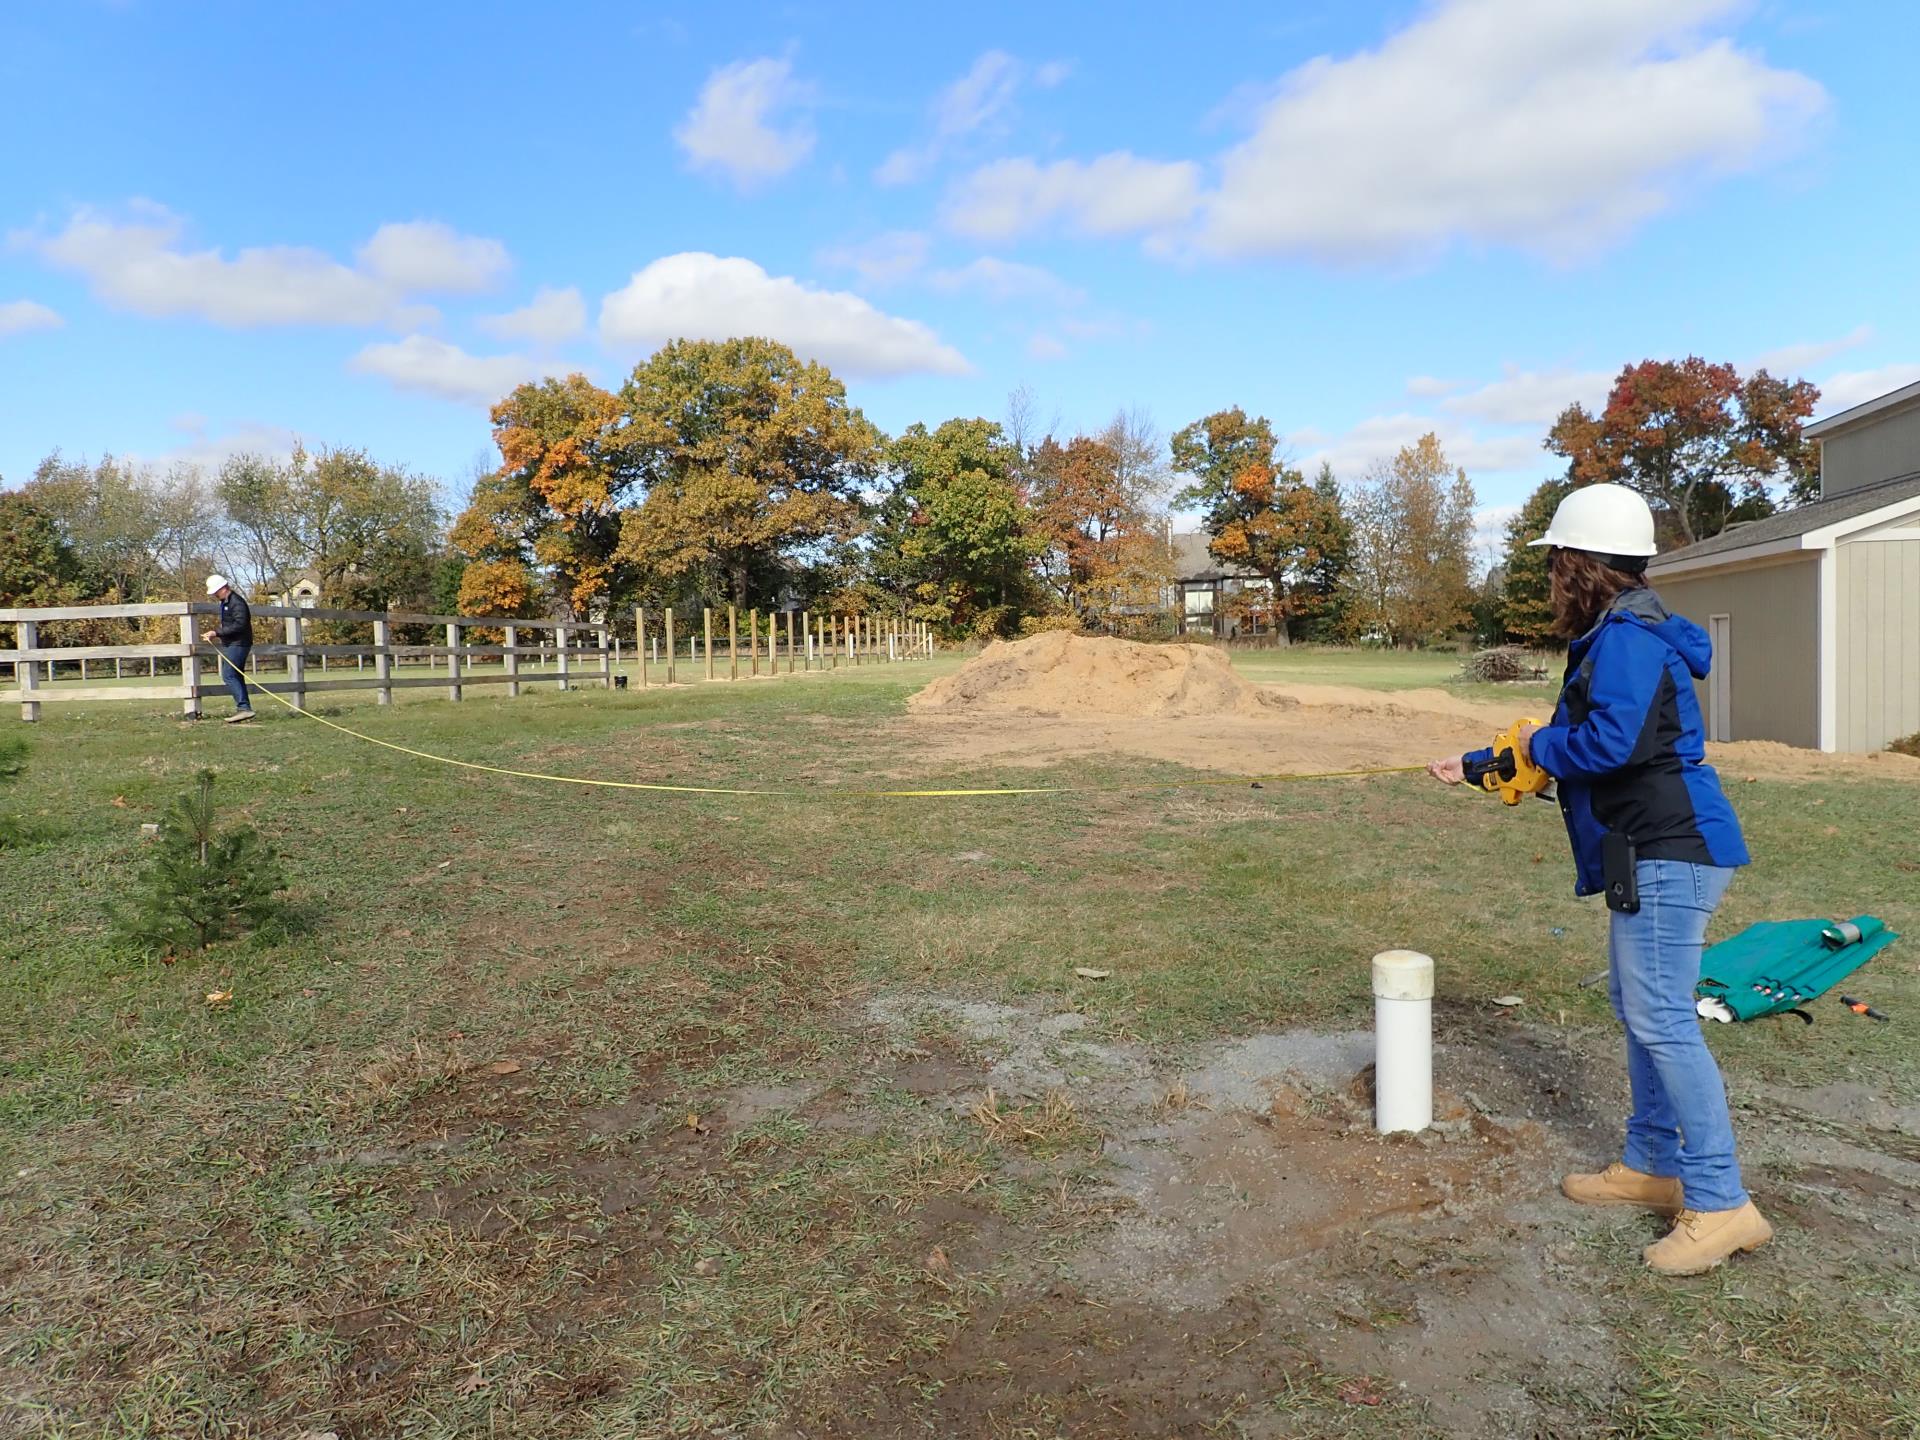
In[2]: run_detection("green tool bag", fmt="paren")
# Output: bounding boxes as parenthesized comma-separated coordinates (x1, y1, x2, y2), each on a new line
(1695, 915, 1899, 1022)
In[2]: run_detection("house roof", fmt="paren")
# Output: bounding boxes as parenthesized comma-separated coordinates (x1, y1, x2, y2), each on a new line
(1170, 531, 1259, 582)
(1648, 471, 1920, 572)
(1805, 377, 1920, 438)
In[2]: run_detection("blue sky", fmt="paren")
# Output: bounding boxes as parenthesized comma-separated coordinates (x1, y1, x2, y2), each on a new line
(3, 0, 1916, 550)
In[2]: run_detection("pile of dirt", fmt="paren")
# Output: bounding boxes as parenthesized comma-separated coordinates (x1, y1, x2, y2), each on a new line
(909, 632, 1288, 720)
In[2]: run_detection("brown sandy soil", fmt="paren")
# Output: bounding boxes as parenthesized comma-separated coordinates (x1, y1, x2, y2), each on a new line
(1711, 738, 1920, 782)
(910, 630, 1288, 720)
(898, 636, 1920, 784)
(840, 991, 1920, 1438)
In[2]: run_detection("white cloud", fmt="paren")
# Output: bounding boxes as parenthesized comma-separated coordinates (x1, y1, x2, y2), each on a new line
(818, 230, 931, 287)
(675, 57, 814, 187)
(348, 335, 541, 407)
(1815, 363, 1920, 417)
(941, 152, 1202, 242)
(1405, 374, 1456, 398)
(23, 202, 410, 327)
(1291, 412, 1543, 484)
(1748, 323, 1871, 376)
(142, 419, 303, 471)
(1200, 0, 1826, 261)
(938, 3, 1822, 263)
(1033, 59, 1074, 89)
(478, 285, 587, 345)
(928, 256, 1084, 306)
(1442, 366, 1613, 426)
(876, 50, 1033, 185)
(1473, 503, 1524, 560)
(356, 221, 510, 293)
(1026, 333, 1069, 362)
(16, 201, 514, 329)
(0, 299, 63, 336)
(599, 252, 970, 378)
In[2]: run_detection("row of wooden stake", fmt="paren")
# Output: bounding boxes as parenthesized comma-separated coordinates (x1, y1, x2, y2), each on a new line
(634, 607, 932, 685)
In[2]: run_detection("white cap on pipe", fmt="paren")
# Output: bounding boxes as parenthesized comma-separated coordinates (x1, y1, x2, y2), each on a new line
(1372, 949, 1435, 1001)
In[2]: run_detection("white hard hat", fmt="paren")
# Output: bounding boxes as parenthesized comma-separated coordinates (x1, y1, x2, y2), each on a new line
(1527, 483, 1658, 558)
(205, 574, 230, 594)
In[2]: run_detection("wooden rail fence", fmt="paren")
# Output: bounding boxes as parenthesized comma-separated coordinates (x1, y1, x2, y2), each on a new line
(629, 606, 933, 687)
(2, 601, 936, 721)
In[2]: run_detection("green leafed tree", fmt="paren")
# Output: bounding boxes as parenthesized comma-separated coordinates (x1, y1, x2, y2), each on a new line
(1342, 433, 1478, 647)
(23, 452, 219, 603)
(1498, 478, 1572, 644)
(614, 338, 885, 610)
(218, 445, 443, 606)
(1291, 462, 1354, 641)
(869, 417, 1043, 638)
(0, 492, 84, 606)
(114, 770, 289, 956)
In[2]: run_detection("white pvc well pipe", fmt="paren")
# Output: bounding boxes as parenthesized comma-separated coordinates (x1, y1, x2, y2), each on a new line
(1372, 949, 1434, 1133)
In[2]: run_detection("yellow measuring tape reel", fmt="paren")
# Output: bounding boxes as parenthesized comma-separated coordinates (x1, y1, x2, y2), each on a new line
(207, 650, 1426, 800)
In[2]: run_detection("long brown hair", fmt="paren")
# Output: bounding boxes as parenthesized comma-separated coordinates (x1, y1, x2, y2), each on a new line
(1549, 547, 1646, 638)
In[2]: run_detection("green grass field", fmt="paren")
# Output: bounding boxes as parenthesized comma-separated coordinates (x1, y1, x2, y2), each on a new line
(3, 649, 1916, 1438)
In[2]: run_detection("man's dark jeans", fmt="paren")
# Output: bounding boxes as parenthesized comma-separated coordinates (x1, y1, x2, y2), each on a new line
(219, 642, 252, 712)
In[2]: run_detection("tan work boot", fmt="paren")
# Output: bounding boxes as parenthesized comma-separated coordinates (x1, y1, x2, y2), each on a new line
(1643, 1202, 1773, 1276)
(1561, 1162, 1684, 1217)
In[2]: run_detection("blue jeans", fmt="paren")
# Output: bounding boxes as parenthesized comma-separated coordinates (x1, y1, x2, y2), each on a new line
(219, 642, 252, 711)
(1608, 859, 1747, 1211)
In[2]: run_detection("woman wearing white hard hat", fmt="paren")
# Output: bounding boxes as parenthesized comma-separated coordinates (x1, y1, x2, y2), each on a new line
(200, 574, 256, 723)
(1428, 483, 1768, 1275)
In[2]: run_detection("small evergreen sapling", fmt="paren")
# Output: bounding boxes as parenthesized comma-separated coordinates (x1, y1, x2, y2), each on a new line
(117, 769, 288, 955)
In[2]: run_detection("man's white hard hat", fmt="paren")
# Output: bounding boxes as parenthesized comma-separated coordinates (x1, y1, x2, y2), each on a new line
(1528, 483, 1658, 558)
(205, 574, 230, 594)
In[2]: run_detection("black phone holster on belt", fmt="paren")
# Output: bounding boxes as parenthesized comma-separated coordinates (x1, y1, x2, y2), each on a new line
(1602, 832, 1639, 914)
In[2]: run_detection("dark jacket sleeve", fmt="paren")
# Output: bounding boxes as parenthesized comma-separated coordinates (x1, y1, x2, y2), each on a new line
(1530, 624, 1660, 780)
(214, 593, 251, 643)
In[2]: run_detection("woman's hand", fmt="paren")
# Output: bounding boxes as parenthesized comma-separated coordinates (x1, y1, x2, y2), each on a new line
(1427, 754, 1465, 785)
(1516, 722, 1541, 763)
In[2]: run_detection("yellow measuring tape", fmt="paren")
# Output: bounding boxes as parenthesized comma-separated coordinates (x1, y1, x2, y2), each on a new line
(208, 649, 1424, 799)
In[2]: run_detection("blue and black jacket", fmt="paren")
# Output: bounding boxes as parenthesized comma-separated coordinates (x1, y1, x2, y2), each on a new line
(1466, 587, 1748, 897)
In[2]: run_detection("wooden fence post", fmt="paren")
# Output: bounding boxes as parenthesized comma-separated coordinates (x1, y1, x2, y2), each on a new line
(666, 610, 678, 683)
(704, 609, 714, 681)
(803, 610, 813, 670)
(500, 624, 517, 699)
(557, 623, 570, 691)
(178, 614, 199, 718)
(600, 624, 612, 688)
(786, 609, 796, 674)
(749, 608, 759, 676)
(637, 607, 648, 688)
(286, 611, 306, 710)
(446, 621, 463, 702)
(728, 604, 739, 680)
(18, 621, 40, 722)
(374, 619, 394, 705)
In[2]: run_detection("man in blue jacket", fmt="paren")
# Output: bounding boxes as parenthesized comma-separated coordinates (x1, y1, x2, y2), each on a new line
(199, 574, 255, 723)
